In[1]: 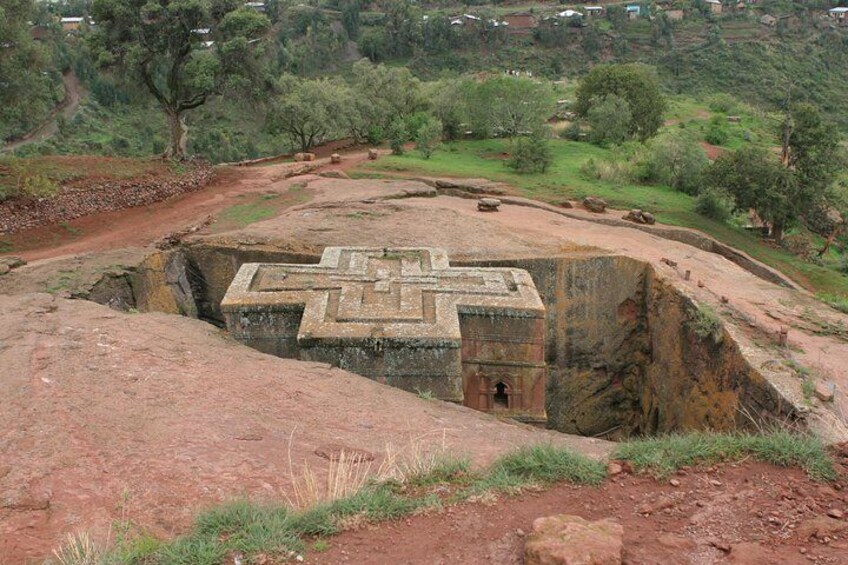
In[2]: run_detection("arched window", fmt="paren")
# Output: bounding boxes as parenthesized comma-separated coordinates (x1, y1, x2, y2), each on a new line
(493, 381, 509, 409)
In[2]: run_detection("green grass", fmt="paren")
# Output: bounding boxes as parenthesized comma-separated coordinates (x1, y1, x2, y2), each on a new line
(614, 431, 836, 481)
(363, 137, 848, 297)
(483, 443, 607, 487)
(817, 292, 848, 314)
(214, 193, 282, 229)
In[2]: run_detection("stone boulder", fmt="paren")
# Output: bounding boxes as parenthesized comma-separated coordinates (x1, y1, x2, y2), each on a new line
(525, 515, 623, 565)
(478, 198, 501, 212)
(368, 148, 379, 160)
(330, 153, 342, 164)
(294, 152, 316, 162)
(582, 197, 607, 214)
(0, 256, 26, 276)
(622, 209, 656, 225)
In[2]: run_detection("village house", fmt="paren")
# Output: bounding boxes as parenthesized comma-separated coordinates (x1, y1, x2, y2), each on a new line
(829, 7, 848, 24)
(626, 5, 641, 19)
(705, 0, 722, 14)
(585, 6, 604, 16)
(244, 2, 266, 12)
(503, 11, 537, 32)
(60, 16, 84, 32)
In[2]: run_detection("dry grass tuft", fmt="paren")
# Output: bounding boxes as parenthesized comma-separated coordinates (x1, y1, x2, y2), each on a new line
(50, 532, 103, 565)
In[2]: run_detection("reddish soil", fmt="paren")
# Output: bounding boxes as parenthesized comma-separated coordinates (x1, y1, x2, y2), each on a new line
(700, 141, 725, 160)
(0, 294, 609, 563)
(311, 458, 848, 565)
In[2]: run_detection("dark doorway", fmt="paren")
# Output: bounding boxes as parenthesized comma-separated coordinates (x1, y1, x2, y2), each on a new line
(493, 382, 509, 409)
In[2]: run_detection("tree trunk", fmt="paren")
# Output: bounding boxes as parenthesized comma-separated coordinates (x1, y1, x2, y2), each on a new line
(818, 224, 844, 257)
(165, 109, 188, 160)
(771, 220, 785, 243)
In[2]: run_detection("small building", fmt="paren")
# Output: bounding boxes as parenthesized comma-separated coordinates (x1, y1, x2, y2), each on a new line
(759, 14, 777, 26)
(449, 14, 482, 26)
(626, 5, 641, 19)
(556, 9, 584, 18)
(585, 6, 604, 16)
(60, 17, 84, 32)
(829, 7, 848, 22)
(705, 0, 722, 14)
(503, 12, 537, 30)
(665, 9, 684, 20)
(244, 1, 266, 12)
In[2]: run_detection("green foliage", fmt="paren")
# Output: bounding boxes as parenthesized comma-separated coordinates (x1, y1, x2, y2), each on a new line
(560, 121, 582, 141)
(694, 189, 733, 222)
(687, 303, 724, 345)
(267, 78, 348, 152)
(465, 76, 555, 139)
(587, 94, 632, 146)
(575, 64, 667, 141)
(507, 134, 553, 174)
(0, 158, 59, 202)
(487, 444, 607, 486)
(387, 118, 408, 155)
(645, 130, 708, 194)
(704, 115, 730, 146)
(614, 431, 836, 481)
(89, 0, 270, 158)
(414, 115, 442, 159)
(707, 93, 738, 114)
(817, 293, 848, 314)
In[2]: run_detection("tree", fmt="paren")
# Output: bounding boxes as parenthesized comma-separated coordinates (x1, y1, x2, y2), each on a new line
(415, 116, 442, 159)
(703, 146, 796, 241)
(646, 131, 708, 194)
(0, 0, 54, 141)
(89, 0, 270, 159)
(267, 78, 347, 152)
(466, 76, 555, 139)
(350, 59, 428, 138)
(587, 94, 632, 146)
(575, 64, 666, 141)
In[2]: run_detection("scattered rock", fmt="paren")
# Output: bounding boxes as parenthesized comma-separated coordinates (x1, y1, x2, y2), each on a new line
(707, 538, 732, 553)
(607, 461, 623, 476)
(368, 148, 379, 160)
(669, 478, 681, 487)
(814, 381, 836, 402)
(622, 209, 655, 225)
(293, 152, 316, 162)
(330, 153, 342, 164)
(0, 256, 26, 270)
(524, 514, 623, 565)
(826, 509, 843, 519)
(660, 258, 678, 268)
(583, 196, 607, 213)
(478, 198, 501, 212)
(0, 264, 9, 276)
(796, 516, 848, 540)
(558, 200, 574, 209)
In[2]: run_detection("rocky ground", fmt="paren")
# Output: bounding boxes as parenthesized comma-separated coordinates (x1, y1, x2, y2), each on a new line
(310, 457, 848, 565)
(2, 151, 848, 563)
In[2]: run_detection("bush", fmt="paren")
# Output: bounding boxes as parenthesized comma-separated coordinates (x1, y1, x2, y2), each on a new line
(782, 232, 814, 259)
(707, 93, 738, 114)
(704, 116, 730, 146)
(560, 121, 581, 141)
(587, 94, 632, 146)
(579, 157, 635, 184)
(387, 118, 408, 155)
(694, 189, 733, 222)
(646, 131, 708, 194)
(414, 116, 442, 159)
(507, 134, 553, 174)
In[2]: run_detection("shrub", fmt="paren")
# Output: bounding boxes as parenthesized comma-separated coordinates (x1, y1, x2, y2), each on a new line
(414, 116, 442, 160)
(579, 157, 635, 184)
(387, 118, 408, 155)
(560, 121, 581, 141)
(645, 131, 708, 194)
(507, 134, 553, 174)
(687, 304, 723, 345)
(587, 94, 632, 146)
(704, 116, 730, 146)
(707, 93, 738, 114)
(782, 232, 814, 259)
(694, 189, 733, 222)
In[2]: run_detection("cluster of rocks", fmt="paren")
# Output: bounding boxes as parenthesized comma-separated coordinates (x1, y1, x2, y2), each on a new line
(293, 152, 316, 162)
(0, 256, 26, 276)
(0, 164, 215, 235)
(623, 209, 656, 225)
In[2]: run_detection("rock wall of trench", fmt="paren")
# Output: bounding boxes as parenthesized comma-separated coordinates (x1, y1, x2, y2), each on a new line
(103, 245, 797, 438)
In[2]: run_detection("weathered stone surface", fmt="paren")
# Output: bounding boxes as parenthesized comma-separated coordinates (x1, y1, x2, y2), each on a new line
(558, 200, 574, 209)
(478, 198, 501, 212)
(525, 514, 623, 565)
(583, 197, 607, 214)
(0, 264, 10, 276)
(0, 256, 26, 270)
(368, 148, 379, 160)
(330, 153, 342, 164)
(815, 380, 836, 402)
(293, 152, 316, 162)
(222, 247, 548, 422)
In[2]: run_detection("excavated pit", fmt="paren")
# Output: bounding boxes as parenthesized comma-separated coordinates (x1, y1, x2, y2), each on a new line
(89, 242, 800, 440)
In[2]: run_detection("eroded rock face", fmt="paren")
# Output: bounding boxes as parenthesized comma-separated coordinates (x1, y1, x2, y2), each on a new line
(524, 514, 623, 565)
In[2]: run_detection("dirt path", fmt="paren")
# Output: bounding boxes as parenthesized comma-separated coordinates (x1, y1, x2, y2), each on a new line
(311, 458, 848, 565)
(1, 71, 85, 153)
